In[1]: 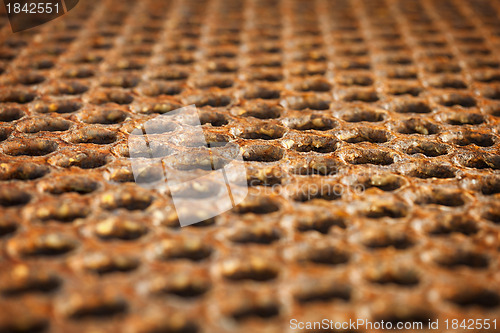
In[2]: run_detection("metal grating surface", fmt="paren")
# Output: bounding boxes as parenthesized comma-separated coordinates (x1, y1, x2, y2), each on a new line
(0, 0, 500, 332)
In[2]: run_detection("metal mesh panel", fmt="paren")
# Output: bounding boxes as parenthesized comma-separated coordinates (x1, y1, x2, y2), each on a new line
(0, 0, 499, 332)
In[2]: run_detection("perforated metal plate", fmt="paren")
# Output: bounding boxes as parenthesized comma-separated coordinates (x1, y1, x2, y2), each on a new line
(0, 0, 499, 332)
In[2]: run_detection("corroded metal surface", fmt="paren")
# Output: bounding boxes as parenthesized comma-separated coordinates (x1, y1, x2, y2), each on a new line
(0, 0, 499, 332)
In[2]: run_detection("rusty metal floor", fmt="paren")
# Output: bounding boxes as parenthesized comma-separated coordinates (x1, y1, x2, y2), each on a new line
(0, 0, 499, 332)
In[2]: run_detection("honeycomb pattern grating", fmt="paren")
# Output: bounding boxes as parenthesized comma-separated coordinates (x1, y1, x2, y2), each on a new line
(0, 0, 500, 332)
